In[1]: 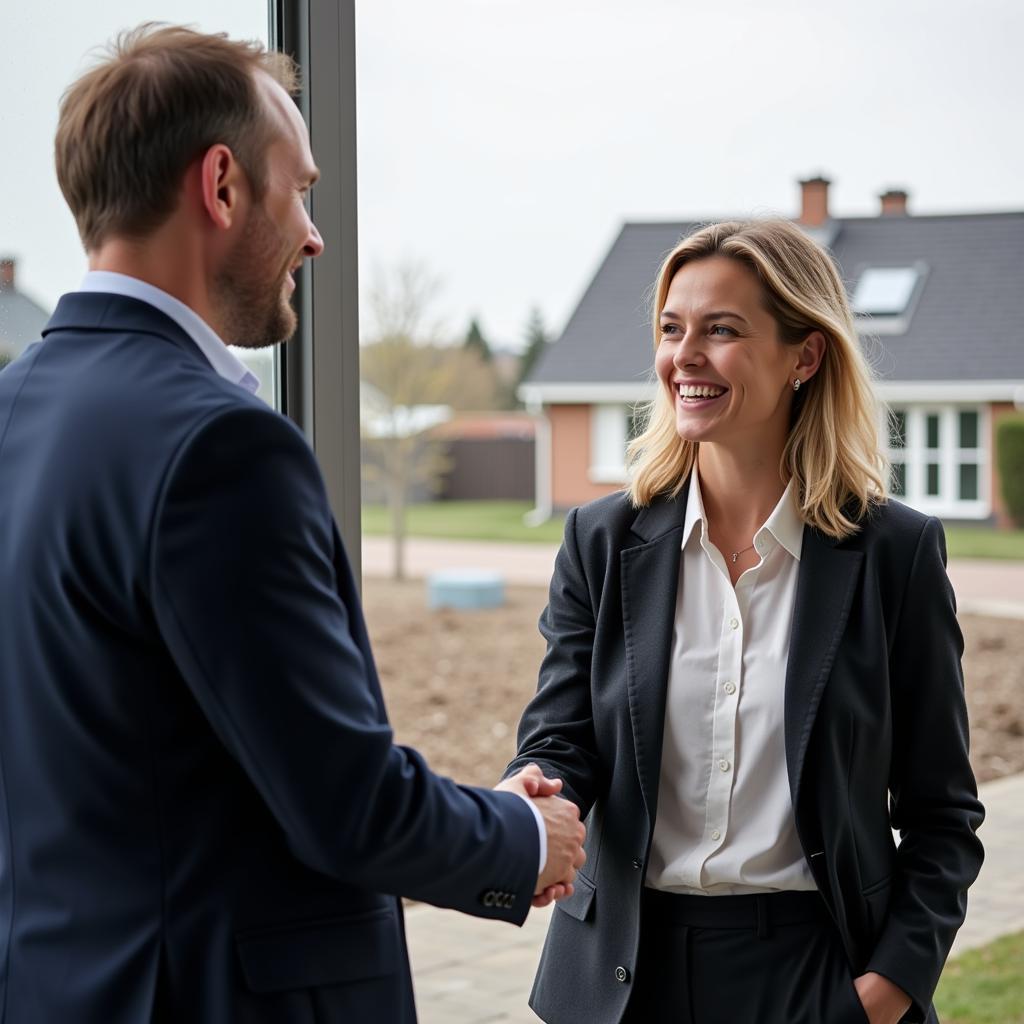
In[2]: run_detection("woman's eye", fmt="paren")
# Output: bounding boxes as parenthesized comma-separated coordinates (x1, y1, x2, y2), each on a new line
(710, 324, 735, 336)
(660, 323, 678, 335)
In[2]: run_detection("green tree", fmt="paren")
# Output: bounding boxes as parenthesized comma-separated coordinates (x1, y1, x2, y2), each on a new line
(519, 306, 551, 387)
(463, 317, 492, 363)
(0, 352, 11, 371)
(997, 415, 1024, 527)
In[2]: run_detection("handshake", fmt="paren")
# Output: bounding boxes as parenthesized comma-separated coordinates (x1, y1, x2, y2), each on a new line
(496, 764, 586, 908)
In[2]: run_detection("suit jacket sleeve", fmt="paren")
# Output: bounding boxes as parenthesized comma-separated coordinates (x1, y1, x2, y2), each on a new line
(865, 516, 985, 1016)
(148, 406, 538, 922)
(503, 507, 606, 815)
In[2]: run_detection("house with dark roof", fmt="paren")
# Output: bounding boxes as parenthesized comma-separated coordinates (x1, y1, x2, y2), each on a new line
(520, 178, 1024, 528)
(0, 258, 50, 365)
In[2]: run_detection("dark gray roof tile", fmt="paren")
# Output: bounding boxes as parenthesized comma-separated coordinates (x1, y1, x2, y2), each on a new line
(0, 288, 51, 360)
(528, 212, 1024, 386)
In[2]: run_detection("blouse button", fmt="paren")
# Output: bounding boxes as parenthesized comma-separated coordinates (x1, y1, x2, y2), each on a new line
(729, 617, 739, 630)
(724, 681, 736, 695)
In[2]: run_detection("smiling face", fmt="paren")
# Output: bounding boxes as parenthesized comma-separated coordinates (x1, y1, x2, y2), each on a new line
(216, 73, 323, 348)
(654, 255, 820, 458)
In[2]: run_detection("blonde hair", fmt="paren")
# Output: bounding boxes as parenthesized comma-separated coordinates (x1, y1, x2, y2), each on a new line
(626, 219, 887, 539)
(56, 23, 300, 251)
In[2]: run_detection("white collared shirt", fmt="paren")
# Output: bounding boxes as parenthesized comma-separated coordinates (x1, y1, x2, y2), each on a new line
(78, 271, 260, 395)
(646, 471, 815, 895)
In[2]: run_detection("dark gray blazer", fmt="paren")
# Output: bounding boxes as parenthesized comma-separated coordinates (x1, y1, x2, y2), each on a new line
(505, 485, 984, 1024)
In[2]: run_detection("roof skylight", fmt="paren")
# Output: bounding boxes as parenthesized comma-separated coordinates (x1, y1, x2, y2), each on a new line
(851, 267, 920, 316)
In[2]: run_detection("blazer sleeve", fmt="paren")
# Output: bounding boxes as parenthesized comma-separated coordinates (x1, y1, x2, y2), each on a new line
(865, 516, 985, 1017)
(503, 507, 606, 815)
(149, 406, 538, 923)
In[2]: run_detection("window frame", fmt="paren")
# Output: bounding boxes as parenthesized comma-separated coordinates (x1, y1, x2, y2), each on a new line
(273, 0, 362, 580)
(884, 403, 990, 519)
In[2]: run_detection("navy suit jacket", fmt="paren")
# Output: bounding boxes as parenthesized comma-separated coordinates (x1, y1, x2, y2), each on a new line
(0, 292, 538, 1023)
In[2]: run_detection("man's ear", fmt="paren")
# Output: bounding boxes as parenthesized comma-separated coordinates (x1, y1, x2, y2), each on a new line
(795, 330, 826, 382)
(199, 144, 245, 231)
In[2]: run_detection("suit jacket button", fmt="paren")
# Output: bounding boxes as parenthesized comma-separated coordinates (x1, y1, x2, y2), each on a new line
(632, 859, 642, 869)
(481, 890, 496, 907)
(615, 966, 630, 983)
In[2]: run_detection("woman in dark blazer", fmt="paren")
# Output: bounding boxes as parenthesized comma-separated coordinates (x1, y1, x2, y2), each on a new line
(505, 220, 984, 1024)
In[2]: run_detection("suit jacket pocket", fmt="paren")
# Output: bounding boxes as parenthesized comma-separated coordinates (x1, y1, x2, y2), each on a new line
(236, 907, 400, 993)
(860, 874, 892, 939)
(555, 871, 596, 922)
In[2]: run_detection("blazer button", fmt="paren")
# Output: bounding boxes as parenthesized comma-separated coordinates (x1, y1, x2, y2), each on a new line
(632, 859, 642, 869)
(614, 966, 631, 984)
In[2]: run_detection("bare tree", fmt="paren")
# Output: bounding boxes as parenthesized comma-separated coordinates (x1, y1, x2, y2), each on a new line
(361, 263, 499, 579)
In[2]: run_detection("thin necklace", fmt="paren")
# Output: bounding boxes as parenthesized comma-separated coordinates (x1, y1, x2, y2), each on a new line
(730, 543, 755, 564)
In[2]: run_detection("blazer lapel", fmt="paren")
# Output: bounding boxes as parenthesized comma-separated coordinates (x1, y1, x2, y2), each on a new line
(621, 492, 687, 822)
(784, 527, 864, 807)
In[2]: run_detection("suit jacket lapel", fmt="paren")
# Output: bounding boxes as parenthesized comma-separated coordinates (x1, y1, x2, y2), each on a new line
(621, 492, 686, 822)
(784, 527, 864, 807)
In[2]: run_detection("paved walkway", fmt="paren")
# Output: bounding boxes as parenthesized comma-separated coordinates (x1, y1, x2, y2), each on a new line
(405, 772, 1024, 1023)
(363, 538, 1024, 617)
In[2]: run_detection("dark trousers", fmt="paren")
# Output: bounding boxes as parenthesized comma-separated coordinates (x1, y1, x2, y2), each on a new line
(623, 889, 869, 1024)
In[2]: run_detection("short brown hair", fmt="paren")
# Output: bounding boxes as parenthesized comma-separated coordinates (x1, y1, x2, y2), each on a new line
(55, 23, 300, 251)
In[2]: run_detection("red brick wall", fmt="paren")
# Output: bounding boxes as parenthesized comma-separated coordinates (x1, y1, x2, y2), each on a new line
(548, 404, 623, 509)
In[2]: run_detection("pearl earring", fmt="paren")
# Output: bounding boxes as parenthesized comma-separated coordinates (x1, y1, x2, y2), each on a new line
(793, 378, 802, 392)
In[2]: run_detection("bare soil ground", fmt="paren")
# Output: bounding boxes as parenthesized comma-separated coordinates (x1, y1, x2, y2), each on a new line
(363, 579, 1024, 788)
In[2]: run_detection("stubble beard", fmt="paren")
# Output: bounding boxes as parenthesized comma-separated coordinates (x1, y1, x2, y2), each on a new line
(215, 202, 297, 350)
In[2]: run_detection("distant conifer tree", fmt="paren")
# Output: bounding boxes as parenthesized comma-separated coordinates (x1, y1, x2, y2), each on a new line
(519, 306, 550, 385)
(463, 317, 492, 362)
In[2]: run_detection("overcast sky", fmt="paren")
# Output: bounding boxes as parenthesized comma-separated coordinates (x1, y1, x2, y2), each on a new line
(2, 0, 1022, 351)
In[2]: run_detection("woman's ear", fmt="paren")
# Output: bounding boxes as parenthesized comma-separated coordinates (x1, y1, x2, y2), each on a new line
(795, 330, 826, 383)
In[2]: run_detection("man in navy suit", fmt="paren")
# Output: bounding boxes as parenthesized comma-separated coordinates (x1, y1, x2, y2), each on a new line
(0, 24, 584, 1023)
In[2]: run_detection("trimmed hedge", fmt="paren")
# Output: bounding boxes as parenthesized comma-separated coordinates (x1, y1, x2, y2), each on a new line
(997, 415, 1024, 527)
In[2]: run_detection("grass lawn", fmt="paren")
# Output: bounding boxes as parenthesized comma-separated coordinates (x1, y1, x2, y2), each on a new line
(361, 503, 1024, 558)
(943, 525, 1024, 561)
(933, 931, 1024, 1023)
(361, 501, 567, 544)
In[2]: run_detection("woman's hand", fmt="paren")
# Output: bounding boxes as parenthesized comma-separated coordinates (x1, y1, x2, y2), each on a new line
(852, 972, 912, 1024)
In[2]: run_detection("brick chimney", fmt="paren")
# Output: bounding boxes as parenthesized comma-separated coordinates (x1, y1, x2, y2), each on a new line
(0, 257, 14, 292)
(798, 176, 831, 227)
(879, 189, 909, 217)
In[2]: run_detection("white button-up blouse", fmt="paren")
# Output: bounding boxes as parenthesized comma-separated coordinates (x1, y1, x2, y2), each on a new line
(646, 471, 816, 895)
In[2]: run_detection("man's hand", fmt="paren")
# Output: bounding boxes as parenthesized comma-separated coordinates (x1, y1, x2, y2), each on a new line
(495, 764, 586, 908)
(852, 972, 912, 1024)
